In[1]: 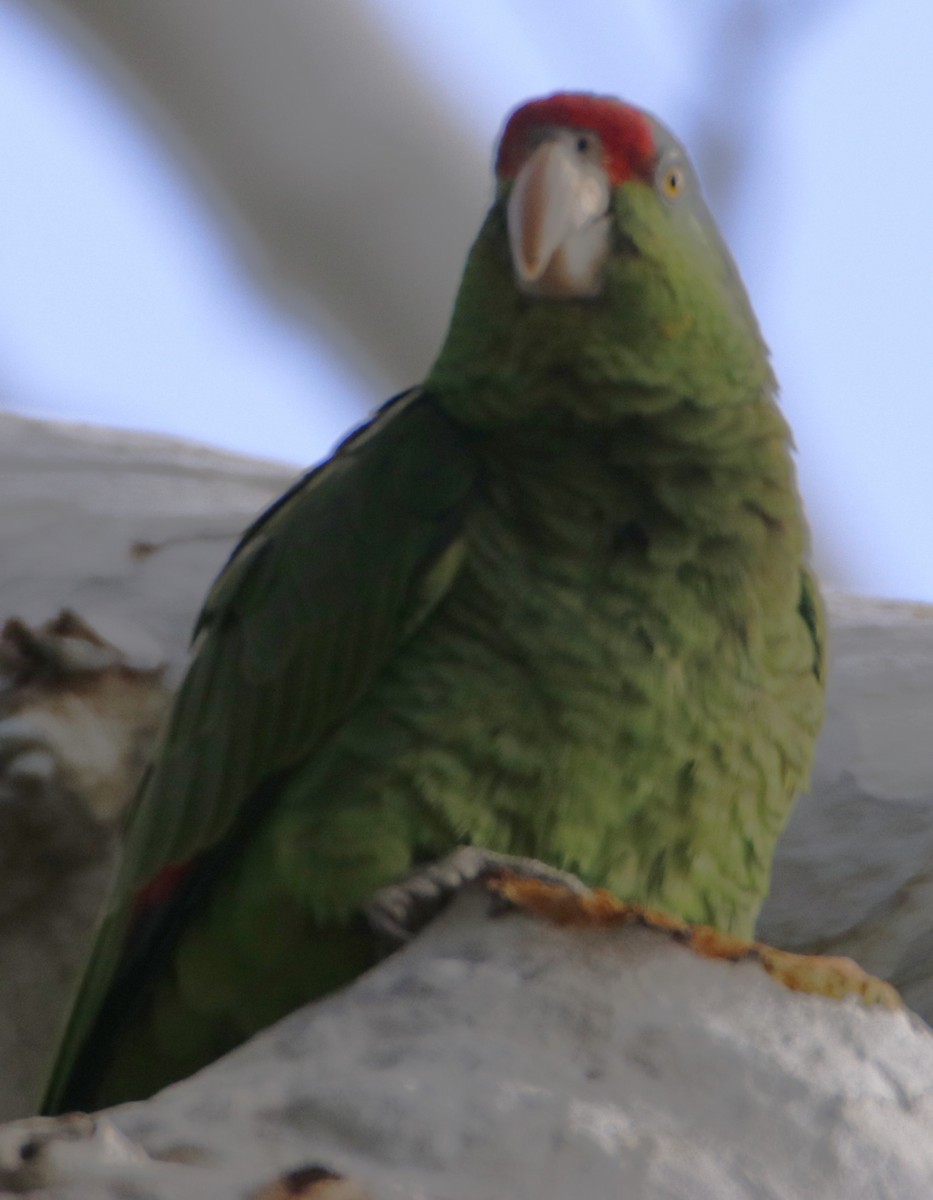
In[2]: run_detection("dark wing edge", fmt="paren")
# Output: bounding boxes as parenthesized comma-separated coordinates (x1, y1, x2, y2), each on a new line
(798, 564, 826, 684)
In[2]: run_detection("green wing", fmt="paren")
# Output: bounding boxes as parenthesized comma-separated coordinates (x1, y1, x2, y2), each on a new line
(41, 388, 477, 1112)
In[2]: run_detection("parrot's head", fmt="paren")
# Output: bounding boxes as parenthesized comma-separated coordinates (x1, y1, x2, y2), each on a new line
(429, 92, 773, 426)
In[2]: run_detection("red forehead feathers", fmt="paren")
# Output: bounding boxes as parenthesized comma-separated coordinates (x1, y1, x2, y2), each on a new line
(496, 93, 656, 185)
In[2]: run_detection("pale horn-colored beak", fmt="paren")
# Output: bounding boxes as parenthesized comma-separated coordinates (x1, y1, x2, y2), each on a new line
(506, 137, 611, 298)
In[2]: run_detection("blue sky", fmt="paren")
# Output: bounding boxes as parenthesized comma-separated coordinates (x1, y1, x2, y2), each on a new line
(1, 0, 932, 599)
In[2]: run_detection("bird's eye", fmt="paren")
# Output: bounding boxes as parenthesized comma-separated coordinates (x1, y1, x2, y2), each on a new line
(657, 158, 686, 203)
(575, 135, 590, 154)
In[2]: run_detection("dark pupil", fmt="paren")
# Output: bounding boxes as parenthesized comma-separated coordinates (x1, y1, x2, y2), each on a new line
(576, 135, 589, 153)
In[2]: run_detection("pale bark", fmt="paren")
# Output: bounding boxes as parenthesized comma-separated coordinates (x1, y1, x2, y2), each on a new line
(2, 413, 933, 1198)
(3, 888, 933, 1199)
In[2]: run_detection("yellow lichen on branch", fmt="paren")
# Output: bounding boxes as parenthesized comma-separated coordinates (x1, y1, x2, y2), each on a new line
(487, 873, 902, 1010)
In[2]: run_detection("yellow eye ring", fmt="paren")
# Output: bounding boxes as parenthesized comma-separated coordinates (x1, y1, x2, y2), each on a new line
(658, 160, 686, 202)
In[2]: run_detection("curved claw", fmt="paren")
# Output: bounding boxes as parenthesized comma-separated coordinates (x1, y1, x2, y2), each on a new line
(364, 846, 591, 952)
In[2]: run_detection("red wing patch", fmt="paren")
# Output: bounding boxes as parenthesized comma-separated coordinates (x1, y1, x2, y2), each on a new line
(134, 861, 194, 914)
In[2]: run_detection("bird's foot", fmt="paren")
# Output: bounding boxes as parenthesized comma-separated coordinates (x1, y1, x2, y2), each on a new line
(364, 846, 591, 950)
(487, 876, 902, 1009)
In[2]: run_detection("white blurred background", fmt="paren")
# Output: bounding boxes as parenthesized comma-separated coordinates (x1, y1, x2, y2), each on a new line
(1, 0, 931, 599)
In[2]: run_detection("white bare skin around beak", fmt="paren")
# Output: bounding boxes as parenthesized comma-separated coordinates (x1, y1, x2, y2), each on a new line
(506, 132, 611, 299)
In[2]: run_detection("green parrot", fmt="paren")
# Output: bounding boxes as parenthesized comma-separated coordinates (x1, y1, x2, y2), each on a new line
(41, 92, 824, 1114)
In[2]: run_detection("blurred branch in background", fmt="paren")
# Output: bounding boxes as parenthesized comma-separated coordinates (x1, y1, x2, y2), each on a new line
(3, 0, 930, 600)
(15, 0, 850, 390)
(21, 0, 489, 390)
(685, 0, 850, 225)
